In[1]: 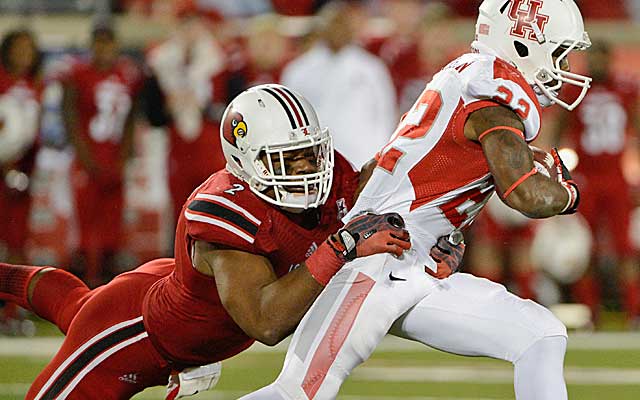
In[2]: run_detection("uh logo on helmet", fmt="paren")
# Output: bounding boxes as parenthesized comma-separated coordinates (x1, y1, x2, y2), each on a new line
(222, 110, 248, 148)
(508, 0, 549, 41)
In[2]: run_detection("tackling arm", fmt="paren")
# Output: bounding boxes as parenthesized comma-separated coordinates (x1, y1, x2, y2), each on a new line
(196, 212, 410, 346)
(194, 241, 323, 346)
(465, 105, 574, 218)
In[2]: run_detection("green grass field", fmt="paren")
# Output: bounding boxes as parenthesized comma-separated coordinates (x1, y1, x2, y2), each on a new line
(1, 330, 640, 400)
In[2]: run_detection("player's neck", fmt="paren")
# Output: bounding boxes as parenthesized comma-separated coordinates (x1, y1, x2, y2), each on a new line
(283, 208, 321, 230)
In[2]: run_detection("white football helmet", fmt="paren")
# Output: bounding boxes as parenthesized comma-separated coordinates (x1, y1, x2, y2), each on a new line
(220, 84, 334, 210)
(473, 0, 592, 110)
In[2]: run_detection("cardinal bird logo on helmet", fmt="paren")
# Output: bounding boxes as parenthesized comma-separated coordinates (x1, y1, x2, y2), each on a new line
(222, 110, 248, 147)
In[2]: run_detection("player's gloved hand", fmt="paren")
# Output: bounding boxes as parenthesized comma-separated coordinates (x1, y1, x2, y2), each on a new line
(551, 148, 580, 215)
(330, 212, 410, 261)
(305, 212, 411, 286)
(427, 235, 465, 279)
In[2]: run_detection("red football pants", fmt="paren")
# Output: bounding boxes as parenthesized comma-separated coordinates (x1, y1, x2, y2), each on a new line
(27, 259, 174, 400)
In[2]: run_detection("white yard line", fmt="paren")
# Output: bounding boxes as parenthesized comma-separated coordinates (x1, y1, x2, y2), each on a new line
(2, 365, 638, 398)
(3, 333, 640, 358)
(351, 366, 640, 385)
(0, 385, 509, 400)
(134, 390, 503, 400)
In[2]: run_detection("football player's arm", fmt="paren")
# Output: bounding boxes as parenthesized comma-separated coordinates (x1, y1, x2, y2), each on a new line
(62, 81, 95, 172)
(465, 105, 574, 218)
(194, 241, 323, 346)
(195, 212, 410, 346)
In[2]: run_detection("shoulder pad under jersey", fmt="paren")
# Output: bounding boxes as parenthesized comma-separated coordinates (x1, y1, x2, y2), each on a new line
(452, 53, 542, 142)
(183, 173, 273, 253)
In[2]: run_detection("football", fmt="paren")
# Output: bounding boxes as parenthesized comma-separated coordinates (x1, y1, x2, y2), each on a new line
(530, 146, 555, 179)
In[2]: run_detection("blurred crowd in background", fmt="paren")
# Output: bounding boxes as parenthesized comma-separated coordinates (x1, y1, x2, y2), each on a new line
(1, 0, 640, 335)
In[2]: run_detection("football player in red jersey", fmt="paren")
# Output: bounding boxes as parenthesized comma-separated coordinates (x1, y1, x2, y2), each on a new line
(62, 24, 142, 286)
(0, 28, 43, 334)
(554, 40, 640, 325)
(0, 84, 429, 399)
(241, 1, 590, 399)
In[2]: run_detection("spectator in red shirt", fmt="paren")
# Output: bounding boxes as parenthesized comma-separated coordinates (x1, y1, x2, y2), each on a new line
(63, 24, 142, 287)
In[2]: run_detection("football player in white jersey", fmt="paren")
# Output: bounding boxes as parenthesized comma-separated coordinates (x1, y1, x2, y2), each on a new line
(240, 1, 591, 399)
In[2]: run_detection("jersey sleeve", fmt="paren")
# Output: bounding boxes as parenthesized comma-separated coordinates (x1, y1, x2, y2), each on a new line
(460, 56, 542, 142)
(184, 190, 272, 254)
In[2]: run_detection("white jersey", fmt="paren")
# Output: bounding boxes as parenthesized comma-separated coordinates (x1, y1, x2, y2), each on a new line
(345, 52, 542, 271)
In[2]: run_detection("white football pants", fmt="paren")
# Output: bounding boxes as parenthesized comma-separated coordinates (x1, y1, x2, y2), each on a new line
(239, 251, 567, 400)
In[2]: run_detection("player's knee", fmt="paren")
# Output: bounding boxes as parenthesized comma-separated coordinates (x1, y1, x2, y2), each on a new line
(522, 299, 567, 339)
(517, 334, 567, 368)
(27, 267, 56, 303)
(539, 304, 567, 339)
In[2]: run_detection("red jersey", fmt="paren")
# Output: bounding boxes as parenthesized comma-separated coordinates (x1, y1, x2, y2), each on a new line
(65, 58, 142, 166)
(143, 153, 358, 366)
(565, 76, 639, 178)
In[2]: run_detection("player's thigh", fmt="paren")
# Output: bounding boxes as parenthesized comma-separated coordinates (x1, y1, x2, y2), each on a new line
(28, 331, 168, 400)
(390, 273, 567, 363)
(27, 272, 170, 399)
(277, 253, 436, 399)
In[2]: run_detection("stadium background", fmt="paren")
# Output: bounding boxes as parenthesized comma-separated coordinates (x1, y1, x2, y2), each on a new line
(1, 0, 640, 398)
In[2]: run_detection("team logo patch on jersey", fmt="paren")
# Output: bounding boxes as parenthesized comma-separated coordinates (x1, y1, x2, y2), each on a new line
(508, 0, 549, 41)
(222, 109, 247, 147)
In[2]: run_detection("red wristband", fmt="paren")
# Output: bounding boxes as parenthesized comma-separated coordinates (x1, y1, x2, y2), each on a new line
(305, 240, 345, 286)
